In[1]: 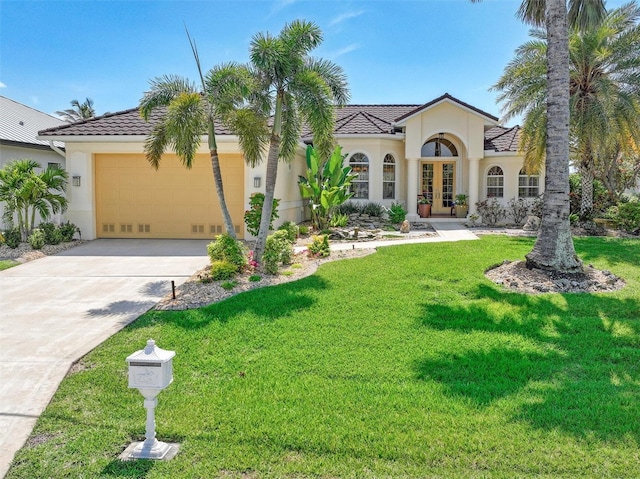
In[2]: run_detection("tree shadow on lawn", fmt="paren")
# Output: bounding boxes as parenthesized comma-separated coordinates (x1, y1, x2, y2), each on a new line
(574, 236, 640, 268)
(131, 275, 329, 331)
(416, 283, 640, 442)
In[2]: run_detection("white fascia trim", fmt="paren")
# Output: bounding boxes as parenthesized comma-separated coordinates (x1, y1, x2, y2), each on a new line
(334, 133, 404, 141)
(36, 134, 242, 143)
(394, 99, 500, 127)
(484, 150, 521, 157)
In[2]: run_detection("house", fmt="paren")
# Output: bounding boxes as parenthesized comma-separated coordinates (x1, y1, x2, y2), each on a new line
(38, 93, 539, 240)
(0, 95, 66, 224)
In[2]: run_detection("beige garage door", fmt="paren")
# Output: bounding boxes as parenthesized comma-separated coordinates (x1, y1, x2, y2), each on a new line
(95, 153, 244, 239)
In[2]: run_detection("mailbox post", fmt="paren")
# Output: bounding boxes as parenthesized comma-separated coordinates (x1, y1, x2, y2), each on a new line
(120, 339, 179, 461)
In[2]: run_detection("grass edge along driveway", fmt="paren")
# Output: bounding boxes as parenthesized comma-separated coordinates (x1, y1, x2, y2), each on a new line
(7, 235, 640, 478)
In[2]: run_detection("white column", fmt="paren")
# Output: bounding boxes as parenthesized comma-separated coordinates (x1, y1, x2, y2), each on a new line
(468, 158, 481, 215)
(406, 158, 420, 221)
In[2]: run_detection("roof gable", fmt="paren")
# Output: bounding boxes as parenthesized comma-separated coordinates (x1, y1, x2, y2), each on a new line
(394, 93, 499, 124)
(1, 95, 65, 148)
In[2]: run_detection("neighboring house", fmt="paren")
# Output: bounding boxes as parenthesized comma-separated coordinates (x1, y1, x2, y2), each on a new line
(38, 93, 539, 240)
(0, 95, 66, 225)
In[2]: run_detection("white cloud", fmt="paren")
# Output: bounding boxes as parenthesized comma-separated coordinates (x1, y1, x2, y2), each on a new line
(329, 10, 365, 27)
(329, 43, 360, 59)
(269, 0, 297, 16)
(0, 81, 6, 88)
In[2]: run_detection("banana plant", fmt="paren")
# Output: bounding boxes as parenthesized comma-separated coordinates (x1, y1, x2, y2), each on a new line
(298, 145, 357, 230)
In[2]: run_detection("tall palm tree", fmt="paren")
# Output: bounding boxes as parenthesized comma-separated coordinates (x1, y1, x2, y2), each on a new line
(494, 2, 640, 219)
(0, 159, 68, 240)
(472, 0, 606, 273)
(55, 98, 96, 123)
(139, 34, 259, 239)
(237, 20, 349, 263)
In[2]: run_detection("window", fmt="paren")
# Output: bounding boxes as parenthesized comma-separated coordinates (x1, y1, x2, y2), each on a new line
(518, 168, 539, 197)
(47, 162, 61, 170)
(382, 154, 395, 199)
(486, 166, 504, 198)
(349, 153, 369, 199)
(421, 138, 458, 157)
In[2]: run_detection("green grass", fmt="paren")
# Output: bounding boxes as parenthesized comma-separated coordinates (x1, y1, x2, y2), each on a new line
(0, 259, 18, 271)
(7, 236, 640, 478)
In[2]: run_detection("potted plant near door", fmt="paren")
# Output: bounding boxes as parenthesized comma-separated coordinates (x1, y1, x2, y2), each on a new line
(455, 194, 468, 218)
(418, 196, 431, 218)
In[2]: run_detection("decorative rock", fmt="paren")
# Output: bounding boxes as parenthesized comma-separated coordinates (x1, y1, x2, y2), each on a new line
(523, 215, 541, 231)
(400, 220, 411, 234)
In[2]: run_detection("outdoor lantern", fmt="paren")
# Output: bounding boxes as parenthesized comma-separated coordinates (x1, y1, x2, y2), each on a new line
(120, 339, 179, 461)
(253, 176, 261, 188)
(72, 175, 81, 187)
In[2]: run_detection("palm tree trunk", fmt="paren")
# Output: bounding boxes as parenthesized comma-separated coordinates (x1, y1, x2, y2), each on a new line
(579, 158, 594, 219)
(526, 0, 582, 273)
(253, 136, 280, 264)
(209, 148, 237, 239)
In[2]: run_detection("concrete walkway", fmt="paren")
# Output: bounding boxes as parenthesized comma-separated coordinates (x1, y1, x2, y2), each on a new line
(0, 239, 210, 478)
(0, 223, 475, 477)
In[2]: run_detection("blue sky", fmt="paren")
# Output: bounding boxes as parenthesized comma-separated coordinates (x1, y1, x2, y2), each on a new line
(0, 0, 627, 125)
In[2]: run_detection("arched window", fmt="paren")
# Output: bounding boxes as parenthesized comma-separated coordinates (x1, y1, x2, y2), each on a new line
(382, 154, 395, 199)
(349, 153, 369, 199)
(486, 166, 504, 198)
(421, 138, 458, 157)
(518, 168, 539, 197)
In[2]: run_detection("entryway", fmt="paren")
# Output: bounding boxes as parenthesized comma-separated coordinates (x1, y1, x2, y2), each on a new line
(422, 161, 456, 215)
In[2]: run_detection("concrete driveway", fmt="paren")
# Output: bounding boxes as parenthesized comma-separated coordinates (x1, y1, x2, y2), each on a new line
(0, 239, 209, 478)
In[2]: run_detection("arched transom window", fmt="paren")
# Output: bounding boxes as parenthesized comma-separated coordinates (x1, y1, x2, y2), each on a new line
(383, 154, 395, 199)
(421, 138, 458, 157)
(487, 166, 504, 198)
(518, 168, 540, 198)
(349, 152, 369, 199)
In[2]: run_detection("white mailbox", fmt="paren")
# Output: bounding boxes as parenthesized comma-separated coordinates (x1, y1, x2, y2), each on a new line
(126, 339, 175, 390)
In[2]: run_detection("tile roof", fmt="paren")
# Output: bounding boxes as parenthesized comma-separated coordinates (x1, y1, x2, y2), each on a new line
(395, 93, 499, 123)
(39, 96, 519, 153)
(1, 95, 65, 148)
(484, 126, 521, 152)
(38, 106, 234, 137)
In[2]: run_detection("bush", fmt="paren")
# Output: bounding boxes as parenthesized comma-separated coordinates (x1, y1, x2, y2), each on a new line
(210, 260, 238, 281)
(329, 213, 349, 228)
(244, 193, 280, 237)
(613, 200, 640, 233)
(28, 229, 45, 250)
(278, 221, 299, 243)
(221, 280, 237, 290)
(39, 222, 60, 245)
(506, 197, 530, 226)
(362, 202, 385, 217)
(59, 221, 79, 242)
(530, 194, 544, 218)
(308, 234, 330, 257)
(4, 228, 21, 249)
(387, 202, 407, 224)
(0, 230, 4, 245)
(263, 230, 294, 275)
(298, 225, 310, 236)
(476, 198, 506, 226)
(207, 234, 247, 270)
(335, 202, 361, 216)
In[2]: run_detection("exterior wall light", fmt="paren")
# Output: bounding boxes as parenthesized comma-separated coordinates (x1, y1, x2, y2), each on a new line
(254, 176, 261, 188)
(72, 176, 81, 187)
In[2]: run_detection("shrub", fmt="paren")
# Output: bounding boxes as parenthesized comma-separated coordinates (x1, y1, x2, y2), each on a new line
(530, 194, 544, 218)
(387, 202, 407, 224)
(335, 202, 361, 216)
(28, 229, 45, 249)
(249, 274, 262, 282)
(298, 225, 310, 236)
(476, 198, 506, 226)
(207, 234, 247, 270)
(329, 213, 349, 228)
(569, 213, 579, 226)
(59, 221, 79, 242)
(210, 260, 238, 281)
(506, 197, 530, 226)
(4, 228, 21, 249)
(263, 230, 293, 275)
(39, 222, 60, 245)
(613, 200, 640, 233)
(244, 193, 280, 237)
(362, 202, 384, 217)
(278, 221, 299, 243)
(221, 280, 237, 290)
(0, 230, 4, 245)
(308, 234, 330, 257)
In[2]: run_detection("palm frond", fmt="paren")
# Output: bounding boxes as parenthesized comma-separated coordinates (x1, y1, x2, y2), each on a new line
(139, 75, 197, 121)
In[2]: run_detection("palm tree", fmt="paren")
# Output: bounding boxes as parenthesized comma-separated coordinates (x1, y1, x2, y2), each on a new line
(236, 20, 349, 263)
(494, 2, 640, 219)
(472, 0, 606, 273)
(139, 34, 259, 239)
(56, 98, 96, 123)
(0, 159, 68, 240)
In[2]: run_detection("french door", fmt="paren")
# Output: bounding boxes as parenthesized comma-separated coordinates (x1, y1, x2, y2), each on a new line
(422, 162, 456, 215)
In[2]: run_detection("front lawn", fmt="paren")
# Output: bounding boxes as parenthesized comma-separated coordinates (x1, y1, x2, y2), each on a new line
(7, 236, 640, 478)
(0, 259, 18, 271)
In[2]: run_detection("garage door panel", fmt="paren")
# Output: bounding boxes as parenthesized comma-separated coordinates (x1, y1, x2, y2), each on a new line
(95, 153, 244, 239)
